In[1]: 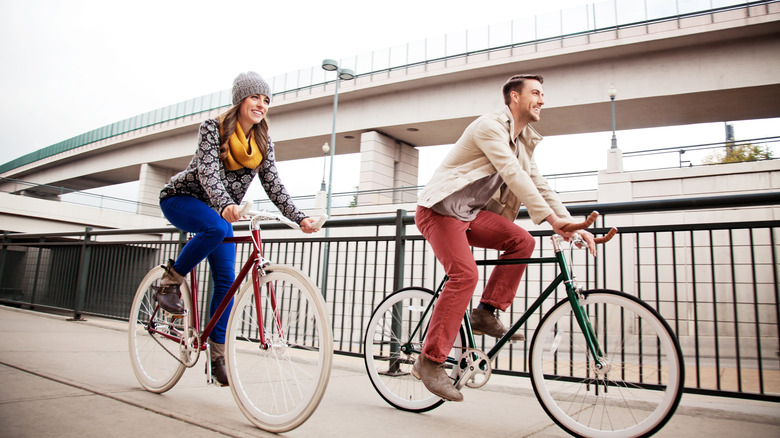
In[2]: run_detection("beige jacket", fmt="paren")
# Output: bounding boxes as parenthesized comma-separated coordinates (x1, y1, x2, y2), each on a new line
(418, 107, 570, 225)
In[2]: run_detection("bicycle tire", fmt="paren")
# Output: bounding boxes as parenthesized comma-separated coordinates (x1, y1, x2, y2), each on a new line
(128, 266, 193, 393)
(225, 264, 333, 433)
(363, 287, 466, 412)
(529, 289, 684, 438)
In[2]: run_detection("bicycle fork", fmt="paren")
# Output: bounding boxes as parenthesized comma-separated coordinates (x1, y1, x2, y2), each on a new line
(554, 236, 610, 394)
(249, 227, 286, 351)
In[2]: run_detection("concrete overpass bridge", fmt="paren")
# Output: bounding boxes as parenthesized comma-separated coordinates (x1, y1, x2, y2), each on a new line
(1, 1, 779, 219)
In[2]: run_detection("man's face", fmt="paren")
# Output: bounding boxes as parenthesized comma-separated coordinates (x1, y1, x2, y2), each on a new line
(513, 79, 544, 123)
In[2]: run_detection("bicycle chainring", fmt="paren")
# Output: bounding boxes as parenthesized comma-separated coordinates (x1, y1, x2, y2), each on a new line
(455, 348, 491, 389)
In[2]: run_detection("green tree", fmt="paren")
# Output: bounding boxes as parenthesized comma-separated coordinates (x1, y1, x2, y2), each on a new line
(703, 144, 773, 164)
(350, 186, 358, 207)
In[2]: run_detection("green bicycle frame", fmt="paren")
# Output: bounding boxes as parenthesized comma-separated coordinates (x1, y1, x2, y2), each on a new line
(407, 235, 606, 371)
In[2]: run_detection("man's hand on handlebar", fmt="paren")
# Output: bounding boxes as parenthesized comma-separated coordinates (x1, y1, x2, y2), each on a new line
(571, 230, 597, 257)
(547, 213, 600, 257)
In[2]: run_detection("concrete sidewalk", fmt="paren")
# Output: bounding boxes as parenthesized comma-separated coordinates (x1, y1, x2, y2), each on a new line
(0, 305, 778, 438)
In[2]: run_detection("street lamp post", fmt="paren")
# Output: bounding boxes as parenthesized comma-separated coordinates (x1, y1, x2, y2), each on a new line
(321, 59, 355, 221)
(606, 85, 623, 173)
(320, 59, 355, 298)
(320, 142, 329, 192)
(609, 85, 618, 149)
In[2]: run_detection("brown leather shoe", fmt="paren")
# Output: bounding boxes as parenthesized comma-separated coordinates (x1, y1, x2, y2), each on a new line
(470, 308, 525, 341)
(154, 260, 185, 315)
(211, 357, 229, 386)
(153, 284, 185, 315)
(411, 355, 463, 402)
(210, 342, 229, 386)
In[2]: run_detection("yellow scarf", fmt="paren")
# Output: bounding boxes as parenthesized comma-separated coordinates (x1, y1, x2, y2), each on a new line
(222, 122, 263, 171)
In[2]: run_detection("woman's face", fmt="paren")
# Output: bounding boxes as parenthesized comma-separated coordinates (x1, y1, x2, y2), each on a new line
(237, 94, 270, 130)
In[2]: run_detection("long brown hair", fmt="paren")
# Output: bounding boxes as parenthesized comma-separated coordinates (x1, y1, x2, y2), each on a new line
(217, 103, 270, 165)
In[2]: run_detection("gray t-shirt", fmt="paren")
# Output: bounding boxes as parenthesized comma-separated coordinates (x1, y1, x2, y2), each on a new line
(431, 173, 505, 221)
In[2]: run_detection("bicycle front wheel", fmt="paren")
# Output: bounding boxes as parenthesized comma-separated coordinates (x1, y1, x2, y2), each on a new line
(226, 264, 332, 433)
(128, 266, 193, 393)
(530, 289, 684, 438)
(363, 287, 466, 413)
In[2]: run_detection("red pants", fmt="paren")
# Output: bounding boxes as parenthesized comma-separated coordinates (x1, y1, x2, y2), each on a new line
(415, 205, 535, 363)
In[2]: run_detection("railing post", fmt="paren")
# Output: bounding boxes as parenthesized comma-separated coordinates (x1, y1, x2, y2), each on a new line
(71, 227, 92, 321)
(177, 230, 188, 253)
(388, 209, 408, 375)
(30, 237, 45, 307)
(392, 209, 407, 292)
(0, 232, 8, 292)
(320, 241, 330, 300)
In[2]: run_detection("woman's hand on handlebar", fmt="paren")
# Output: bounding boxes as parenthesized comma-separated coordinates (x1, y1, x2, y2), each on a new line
(299, 217, 318, 234)
(221, 204, 243, 223)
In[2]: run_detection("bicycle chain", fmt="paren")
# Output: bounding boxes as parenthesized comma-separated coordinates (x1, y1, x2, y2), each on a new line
(149, 317, 200, 368)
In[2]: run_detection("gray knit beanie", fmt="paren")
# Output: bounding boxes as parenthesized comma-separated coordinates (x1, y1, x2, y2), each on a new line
(232, 71, 271, 105)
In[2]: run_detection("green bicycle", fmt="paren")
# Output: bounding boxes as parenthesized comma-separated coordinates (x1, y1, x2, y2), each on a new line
(363, 212, 684, 438)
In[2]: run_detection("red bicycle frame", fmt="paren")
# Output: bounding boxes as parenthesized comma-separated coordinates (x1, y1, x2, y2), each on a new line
(148, 226, 282, 351)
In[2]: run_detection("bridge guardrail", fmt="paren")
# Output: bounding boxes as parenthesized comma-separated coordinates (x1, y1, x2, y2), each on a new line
(1, 192, 779, 401)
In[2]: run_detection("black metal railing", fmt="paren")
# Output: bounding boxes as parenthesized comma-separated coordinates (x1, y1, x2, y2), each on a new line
(1, 193, 778, 401)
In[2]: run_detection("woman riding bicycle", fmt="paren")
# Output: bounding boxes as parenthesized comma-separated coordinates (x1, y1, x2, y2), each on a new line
(154, 71, 319, 386)
(414, 74, 596, 402)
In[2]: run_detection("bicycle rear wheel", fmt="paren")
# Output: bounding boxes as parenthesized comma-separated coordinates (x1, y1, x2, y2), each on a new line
(128, 266, 193, 393)
(363, 287, 466, 412)
(530, 289, 684, 438)
(226, 264, 332, 433)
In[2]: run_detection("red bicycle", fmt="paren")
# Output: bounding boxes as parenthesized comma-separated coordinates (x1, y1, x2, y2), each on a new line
(128, 207, 331, 432)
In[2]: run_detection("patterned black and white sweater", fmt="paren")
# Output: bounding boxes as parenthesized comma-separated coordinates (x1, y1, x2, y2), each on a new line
(159, 118, 306, 224)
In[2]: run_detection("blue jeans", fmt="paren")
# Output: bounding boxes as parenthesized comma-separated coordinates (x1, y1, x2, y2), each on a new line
(160, 195, 235, 344)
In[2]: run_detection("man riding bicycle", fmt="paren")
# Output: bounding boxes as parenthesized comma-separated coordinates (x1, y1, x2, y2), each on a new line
(413, 74, 597, 402)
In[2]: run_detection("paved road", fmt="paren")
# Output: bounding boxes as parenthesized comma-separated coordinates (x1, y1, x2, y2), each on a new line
(0, 305, 778, 437)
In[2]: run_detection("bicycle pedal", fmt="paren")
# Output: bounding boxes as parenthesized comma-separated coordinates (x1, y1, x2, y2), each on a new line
(162, 310, 186, 319)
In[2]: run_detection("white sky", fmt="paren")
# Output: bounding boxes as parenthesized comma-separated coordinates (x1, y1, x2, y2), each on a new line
(1, 0, 776, 206)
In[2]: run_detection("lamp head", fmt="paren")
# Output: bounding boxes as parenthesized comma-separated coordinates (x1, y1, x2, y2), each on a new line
(338, 68, 355, 80)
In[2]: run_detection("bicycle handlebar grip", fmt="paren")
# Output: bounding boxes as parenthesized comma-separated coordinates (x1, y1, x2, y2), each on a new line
(593, 227, 618, 244)
(237, 202, 253, 218)
(310, 214, 328, 230)
(559, 211, 600, 232)
(560, 211, 618, 244)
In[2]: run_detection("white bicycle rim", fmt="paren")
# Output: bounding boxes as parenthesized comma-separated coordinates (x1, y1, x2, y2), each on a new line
(530, 290, 683, 438)
(128, 266, 192, 393)
(363, 287, 465, 412)
(226, 264, 333, 433)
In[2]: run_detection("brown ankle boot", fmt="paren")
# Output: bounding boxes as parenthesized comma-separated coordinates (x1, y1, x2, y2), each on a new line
(470, 308, 525, 341)
(412, 355, 463, 402)
(210, 342, 229, 386)
(154, 259, 185, 315)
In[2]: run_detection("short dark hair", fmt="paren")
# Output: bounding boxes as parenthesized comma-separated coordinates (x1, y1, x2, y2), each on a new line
(502, 74, 544, 105)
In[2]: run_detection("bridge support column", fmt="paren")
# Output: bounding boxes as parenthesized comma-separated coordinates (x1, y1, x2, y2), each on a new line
(137, 163, 175, 216)
(357, 131, 419, 206)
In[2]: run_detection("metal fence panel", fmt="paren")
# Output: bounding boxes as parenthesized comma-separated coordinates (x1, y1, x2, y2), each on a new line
(1, 196, 778, 401)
